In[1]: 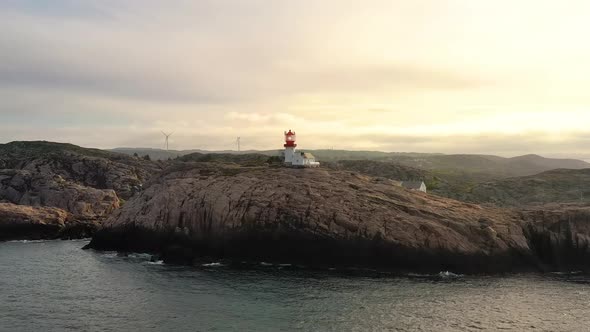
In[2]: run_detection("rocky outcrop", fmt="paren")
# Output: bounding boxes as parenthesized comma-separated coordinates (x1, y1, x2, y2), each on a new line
(0, 141, 161, 240)
(0, 169, 120, 219)
(88, 163, 544, 273)
(0, 202, 96, 240)
(0, 141, 159, 201)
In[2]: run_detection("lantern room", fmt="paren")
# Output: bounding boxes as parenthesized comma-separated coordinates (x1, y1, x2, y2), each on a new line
(284, 130, 297, 148)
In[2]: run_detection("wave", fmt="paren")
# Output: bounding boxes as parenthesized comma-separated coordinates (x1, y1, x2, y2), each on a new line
(438, 271, 464, 279)
(146, 260, 164, 265)
(202, 262, 224, 267)
(551, 271, 583, 275)
(7, 239, 49, 244)
(67, 238, 92, 242)
(100, 252, 119, 258)
(127, 253, 153, 260)
(406, 271, 464, 280)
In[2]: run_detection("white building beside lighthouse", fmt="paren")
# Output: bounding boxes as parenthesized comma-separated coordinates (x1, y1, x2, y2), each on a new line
(283, 130, 320, 168)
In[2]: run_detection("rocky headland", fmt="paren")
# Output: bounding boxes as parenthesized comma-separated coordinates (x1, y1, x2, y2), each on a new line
(4, 141, 590, 274)
(86, 162, 590, 273)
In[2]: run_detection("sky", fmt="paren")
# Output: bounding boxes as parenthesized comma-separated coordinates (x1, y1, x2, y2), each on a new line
(1, 0, 590, 157)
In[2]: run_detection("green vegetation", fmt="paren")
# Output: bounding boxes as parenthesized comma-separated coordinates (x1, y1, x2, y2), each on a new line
(180, 152, 277, 166)
(463, 168, 590, 207)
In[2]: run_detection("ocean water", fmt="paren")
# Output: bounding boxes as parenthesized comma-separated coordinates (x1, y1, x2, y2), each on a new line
(1, 241, 590, 331)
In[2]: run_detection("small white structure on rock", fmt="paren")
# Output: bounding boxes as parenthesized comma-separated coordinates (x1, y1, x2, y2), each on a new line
(401, 181, 427, 193)
(283, 130, 320, 168)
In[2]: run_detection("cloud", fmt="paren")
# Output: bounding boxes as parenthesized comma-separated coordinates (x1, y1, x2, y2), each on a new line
(1, 0, 590, 158)
(225, 112, 301, 124)
(0, 0, 486, 105)
(0, 0, 112, 19)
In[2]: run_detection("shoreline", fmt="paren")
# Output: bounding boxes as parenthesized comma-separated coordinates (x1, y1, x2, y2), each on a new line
(84, 225, 555, 275)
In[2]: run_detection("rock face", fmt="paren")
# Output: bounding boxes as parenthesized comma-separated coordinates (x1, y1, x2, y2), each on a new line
(520, 204, 590, 271)
(89, 163, 546, 273)
(0, 169, 120, 219)
(0, 202, 96, 240)
(0, 141, 160, 240)
(0, 141, 158, 201)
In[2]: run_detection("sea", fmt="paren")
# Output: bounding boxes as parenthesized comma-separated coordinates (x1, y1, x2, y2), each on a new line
(1, 240, 590, 332)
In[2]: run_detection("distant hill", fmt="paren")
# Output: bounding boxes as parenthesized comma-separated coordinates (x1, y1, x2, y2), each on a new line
(320, 158, 590, 207)
(109, 148, 202, 161)
(3, 141, 118, 161)
(461, 168, 590, 207)
(324, 160, 430, 183)
(112, 147, 589, 179)
(323, 160, 479, 199)
(378, 153, 590, 180)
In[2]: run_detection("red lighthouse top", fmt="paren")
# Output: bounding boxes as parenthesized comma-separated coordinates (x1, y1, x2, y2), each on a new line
(284, 130, 297, 148)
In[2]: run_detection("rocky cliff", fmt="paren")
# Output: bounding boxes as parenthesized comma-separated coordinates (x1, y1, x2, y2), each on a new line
(520, 204, 590, 271)
(89, 163, 560, 273)
(0, 141, 161, 240)
(0, 141, 159, 200)
(0, 169, 120, 219)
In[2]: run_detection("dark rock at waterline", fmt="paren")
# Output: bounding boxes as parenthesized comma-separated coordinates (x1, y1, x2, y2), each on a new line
(89, 225, 537, 274)
(520, 204, 590, 272)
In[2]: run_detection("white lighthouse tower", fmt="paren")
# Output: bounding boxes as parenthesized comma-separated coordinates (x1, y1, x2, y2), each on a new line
(283, 129, 297, 165)
(283, 130, 320, 168)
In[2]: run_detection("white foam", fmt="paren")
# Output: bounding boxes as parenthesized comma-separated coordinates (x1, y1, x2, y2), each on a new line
(146, 260, 164, 265)
(407, 273, 432, 278)
(100, 252, 118, 258)
(551, 271, 583, 275)
(438, 271, 463, 279)
(7, 239, 48, 244)
(202, 262, 223, 267)
(127, 253, 152, 260)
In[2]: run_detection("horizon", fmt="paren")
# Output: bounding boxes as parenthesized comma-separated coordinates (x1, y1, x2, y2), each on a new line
(2, 1, 590, 157)
(4, 139, 590, 162)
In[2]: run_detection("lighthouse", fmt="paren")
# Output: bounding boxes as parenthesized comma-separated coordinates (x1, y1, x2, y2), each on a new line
(284, 130, 297, 165)
(283, 130, 320, 168)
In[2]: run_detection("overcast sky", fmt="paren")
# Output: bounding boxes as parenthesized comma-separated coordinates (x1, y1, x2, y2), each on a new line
(1, 1, 590, 157)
